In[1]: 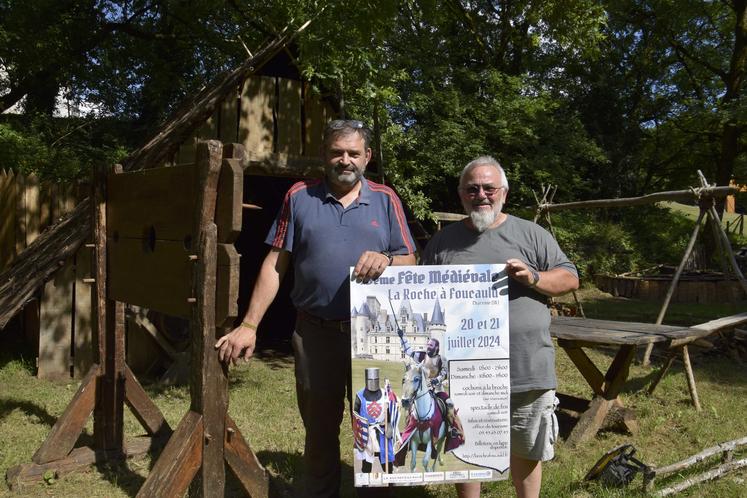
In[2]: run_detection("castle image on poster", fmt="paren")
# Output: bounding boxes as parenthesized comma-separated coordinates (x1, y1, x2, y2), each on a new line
(351, 297, 446, 362)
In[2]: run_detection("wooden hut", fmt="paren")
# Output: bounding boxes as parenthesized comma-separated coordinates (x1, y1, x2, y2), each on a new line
(1, 45, 342, 381)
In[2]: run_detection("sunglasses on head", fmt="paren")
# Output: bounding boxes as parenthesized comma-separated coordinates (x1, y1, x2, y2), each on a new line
(327, 119, 367, 130)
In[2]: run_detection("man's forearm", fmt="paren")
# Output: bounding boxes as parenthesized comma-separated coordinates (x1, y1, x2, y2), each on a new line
(392, 253, 416, 266)
(534, 268, 579, 297)
(242, 247, 289, 326)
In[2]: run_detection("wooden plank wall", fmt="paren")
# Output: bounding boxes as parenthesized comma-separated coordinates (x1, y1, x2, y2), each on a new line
(175, 75, 333, 168)
(0, 169, 93, 379)
(595, 275, 747, 304)
(0, 169, 18, 272)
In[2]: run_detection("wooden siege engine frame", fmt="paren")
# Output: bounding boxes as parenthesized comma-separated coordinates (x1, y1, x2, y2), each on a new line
(7, 140, 269, 497)
(535, 171, 747, 418)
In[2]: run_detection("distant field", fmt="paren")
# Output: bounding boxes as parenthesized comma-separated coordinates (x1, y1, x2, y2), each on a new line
(658, 201, 744, 228)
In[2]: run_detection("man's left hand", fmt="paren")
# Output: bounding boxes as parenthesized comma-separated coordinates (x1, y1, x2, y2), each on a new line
(352, 250, 390, 283)
(506, 258, 538, 287)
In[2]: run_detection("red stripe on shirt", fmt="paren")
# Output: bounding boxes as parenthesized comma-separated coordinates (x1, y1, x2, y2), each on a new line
(272, 180, 320, 247)
(367, 180, 415, 254)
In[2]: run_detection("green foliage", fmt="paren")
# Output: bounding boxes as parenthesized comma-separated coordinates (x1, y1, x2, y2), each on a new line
(0, 115, 129, 182)
(1, 0, 745, 224)
(552, 206, 695, 279)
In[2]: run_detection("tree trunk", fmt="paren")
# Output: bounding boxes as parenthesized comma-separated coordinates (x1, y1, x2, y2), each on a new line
(715, 0, 747, 214)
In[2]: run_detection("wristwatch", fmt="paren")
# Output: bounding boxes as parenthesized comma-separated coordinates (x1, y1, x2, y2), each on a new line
(529, 269, 540, 288)
(380, 250, 394, 266)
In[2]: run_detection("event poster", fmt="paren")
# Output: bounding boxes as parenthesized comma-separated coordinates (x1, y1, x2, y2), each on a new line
(349, 264, 510, 487)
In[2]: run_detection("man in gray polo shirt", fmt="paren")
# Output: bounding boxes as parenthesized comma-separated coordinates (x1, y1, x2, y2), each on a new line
(421, 156, 578, 498)
(216, 119, 416, 497)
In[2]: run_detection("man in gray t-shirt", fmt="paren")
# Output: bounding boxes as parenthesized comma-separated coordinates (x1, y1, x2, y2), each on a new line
(422, 156, 579, 498)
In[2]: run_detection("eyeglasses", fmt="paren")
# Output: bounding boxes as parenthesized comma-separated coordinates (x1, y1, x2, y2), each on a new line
(461, 184, 504, 197)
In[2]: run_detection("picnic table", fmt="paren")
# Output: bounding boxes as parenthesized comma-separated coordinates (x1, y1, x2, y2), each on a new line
(548, 315, 747, 445)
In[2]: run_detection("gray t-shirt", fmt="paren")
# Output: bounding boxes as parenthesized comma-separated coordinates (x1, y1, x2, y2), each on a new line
(421, 214, 578, 392)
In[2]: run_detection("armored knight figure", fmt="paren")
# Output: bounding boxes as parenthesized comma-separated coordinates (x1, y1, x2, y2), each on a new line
(353, 367, 396, 473)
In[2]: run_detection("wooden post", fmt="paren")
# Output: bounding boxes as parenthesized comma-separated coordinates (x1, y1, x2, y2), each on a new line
(136, 140, 267, 497)
(681, 345, 701, 411)
(190, 141, 227, 497)
(91, 164, 125, 454)
(643, 209, 706, 366)
(533, 185, 585, 318)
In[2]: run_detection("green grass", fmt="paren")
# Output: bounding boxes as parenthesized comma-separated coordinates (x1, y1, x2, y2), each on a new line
(563, 285, 747, 326)
(658, 201, 744, 229)
(2, 292, 747, 497)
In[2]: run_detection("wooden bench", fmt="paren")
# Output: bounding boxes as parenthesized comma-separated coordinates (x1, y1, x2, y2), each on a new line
(550, 317, 713, 445)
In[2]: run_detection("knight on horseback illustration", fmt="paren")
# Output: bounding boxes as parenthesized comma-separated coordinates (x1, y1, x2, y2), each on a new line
(395, 328, 466, 470)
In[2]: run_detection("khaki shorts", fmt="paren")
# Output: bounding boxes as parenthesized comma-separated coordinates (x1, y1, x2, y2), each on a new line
(510, 389, 559, 461)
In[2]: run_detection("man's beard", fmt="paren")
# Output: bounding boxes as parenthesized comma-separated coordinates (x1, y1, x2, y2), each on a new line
(469, 202, 503, 232)
(328, 165, 363, 187)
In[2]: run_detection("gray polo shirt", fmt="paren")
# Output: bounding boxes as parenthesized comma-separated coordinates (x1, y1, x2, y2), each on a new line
(421, 214, 577, 392)
(266, 178, 415, 320)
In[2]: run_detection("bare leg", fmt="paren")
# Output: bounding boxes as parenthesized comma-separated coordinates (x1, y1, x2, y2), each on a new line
(456, 482, 481, 498)
(511, 454, 542, 498)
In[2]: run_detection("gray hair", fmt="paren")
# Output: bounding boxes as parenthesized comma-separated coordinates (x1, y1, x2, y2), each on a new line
(459, 155, 509, 190)
(323, 119, 372, 149)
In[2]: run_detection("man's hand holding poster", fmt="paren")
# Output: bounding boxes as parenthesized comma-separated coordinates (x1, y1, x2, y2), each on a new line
(349, 264, 510, 487)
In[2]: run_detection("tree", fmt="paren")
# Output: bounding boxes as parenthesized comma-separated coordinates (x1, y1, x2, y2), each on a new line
(568, 0, 747, 206)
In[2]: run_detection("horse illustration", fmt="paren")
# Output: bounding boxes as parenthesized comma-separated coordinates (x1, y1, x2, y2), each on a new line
(396, 358, 447, 472)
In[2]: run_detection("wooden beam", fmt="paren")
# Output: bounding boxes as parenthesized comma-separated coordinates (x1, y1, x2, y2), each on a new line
(647, 354, 676, 395)
(32, 364, 99, 464)
(566, 396, 614, 446)
(216, 243, 240, 327)
(215, 158, 244, 243)
(190, 140, 227, 497)
(96, 299, 125, 451)
(224, 416, 270, 497)
(653, 436, 747, 477)
(561, 346, 605, 396)
(124, 365, 172, 438)
(0, 197, 91, 329)
(7, 436, 156, 490)
(136, 411, 204, 498)
(655, 457, 747, 497)
(681, 345, 701, 411)
(540, 185, 738, 212)
(603, 345, 636, 399)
